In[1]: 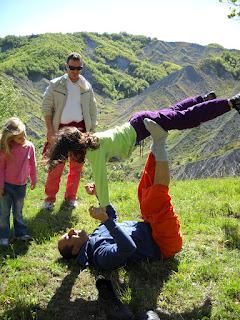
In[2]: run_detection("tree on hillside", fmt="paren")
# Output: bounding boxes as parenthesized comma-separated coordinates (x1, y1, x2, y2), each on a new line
(219, 0, 240, 18)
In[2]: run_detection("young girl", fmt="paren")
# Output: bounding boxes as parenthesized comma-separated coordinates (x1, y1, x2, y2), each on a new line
(46, 92, 240, 209)
(0, 117, 37, 246)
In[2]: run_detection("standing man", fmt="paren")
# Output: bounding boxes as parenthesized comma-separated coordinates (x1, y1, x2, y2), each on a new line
(42, 52, 97, 209)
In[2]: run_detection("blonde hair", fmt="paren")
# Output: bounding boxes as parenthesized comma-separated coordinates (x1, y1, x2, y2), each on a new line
(0, 117, 26, 155)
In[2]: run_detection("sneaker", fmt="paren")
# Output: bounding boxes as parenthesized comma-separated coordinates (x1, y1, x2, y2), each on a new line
(230, 93, 240, 113)
(0, 238, 9, 246)
(136, 310, 161, 320)
(203, 91, 217, 101)
(65, 199, 78, 208)
(43, 201, 55, 210)
(15, 235, 33, 241)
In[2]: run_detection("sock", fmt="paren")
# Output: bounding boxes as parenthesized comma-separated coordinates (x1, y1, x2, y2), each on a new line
(151, 138, 168, 161)
(144, 118, 168, 140)
(144, 118, 168, 161)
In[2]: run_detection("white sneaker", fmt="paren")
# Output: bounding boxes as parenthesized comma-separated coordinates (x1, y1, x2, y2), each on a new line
(65, 199, 78, 208)
(0, 238, 9, 246)
(16, 235, 33, 241)
(43, 201, 55, 210)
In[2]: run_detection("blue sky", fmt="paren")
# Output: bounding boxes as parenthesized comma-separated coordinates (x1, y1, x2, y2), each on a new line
(1, 0, 240, 49)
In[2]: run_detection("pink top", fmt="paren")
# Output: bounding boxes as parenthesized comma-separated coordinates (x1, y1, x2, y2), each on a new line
(0, 141, 37, 188)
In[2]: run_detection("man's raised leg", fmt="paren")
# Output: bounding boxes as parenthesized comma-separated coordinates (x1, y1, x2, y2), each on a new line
(138, 120, 182, 258)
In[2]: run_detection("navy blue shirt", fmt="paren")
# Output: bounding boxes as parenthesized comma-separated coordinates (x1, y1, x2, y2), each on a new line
(76, 205, 161, 270)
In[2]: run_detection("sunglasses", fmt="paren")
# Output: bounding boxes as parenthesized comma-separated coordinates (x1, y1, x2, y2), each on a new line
(66, 65, 83, 71)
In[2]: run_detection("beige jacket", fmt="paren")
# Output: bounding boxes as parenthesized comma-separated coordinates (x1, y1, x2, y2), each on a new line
(42, 74, 97, 132)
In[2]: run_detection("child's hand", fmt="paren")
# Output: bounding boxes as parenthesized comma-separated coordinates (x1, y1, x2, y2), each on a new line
(89, 206, 108, 223)
(30, 183, 36, 190)
(0, 188, 4, 197)
(85, 183, 96, 196)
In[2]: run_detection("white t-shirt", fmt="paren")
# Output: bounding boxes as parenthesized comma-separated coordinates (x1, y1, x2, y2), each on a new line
(61, 77, 83, 124)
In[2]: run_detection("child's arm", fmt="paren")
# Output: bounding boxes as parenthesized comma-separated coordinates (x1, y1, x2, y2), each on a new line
(85, 183, 118, 221)
(88, 151, 110, 208)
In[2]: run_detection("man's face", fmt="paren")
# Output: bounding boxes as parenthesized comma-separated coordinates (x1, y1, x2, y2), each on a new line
(58, 228, 89, 256)
(65, 59, 83, 83)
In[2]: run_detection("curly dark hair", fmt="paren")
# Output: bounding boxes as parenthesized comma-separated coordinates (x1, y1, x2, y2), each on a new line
(46, 127, 100, 170)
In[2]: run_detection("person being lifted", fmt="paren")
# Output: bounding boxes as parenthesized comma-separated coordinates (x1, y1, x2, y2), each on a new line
(47, 91, 240, 212)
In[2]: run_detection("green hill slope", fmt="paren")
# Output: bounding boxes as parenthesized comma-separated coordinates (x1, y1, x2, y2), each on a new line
(0, 31, 240, 179)
(0, 33, 181, 99)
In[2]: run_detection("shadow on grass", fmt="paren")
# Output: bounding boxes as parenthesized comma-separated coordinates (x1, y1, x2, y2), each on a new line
(1, 259, 212, 320)
(1, 265, 101, 320)
(223, 223, 240, 250)
(26, 202, 78, 244)
(126, 258, 179, 313)
(36, 267, 102, 320)
(0, 240, 30, 262)
(0, 202, 76, 262)
(89, 258, 212, 320)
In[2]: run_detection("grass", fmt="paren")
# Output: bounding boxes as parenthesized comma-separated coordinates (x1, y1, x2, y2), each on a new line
(0, 171, 240, 320)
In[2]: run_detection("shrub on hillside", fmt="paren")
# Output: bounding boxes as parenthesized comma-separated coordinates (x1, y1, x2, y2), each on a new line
(0, 76, 20, 125)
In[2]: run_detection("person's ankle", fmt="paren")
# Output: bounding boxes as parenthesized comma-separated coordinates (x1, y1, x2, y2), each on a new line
(228, 99, 233, 109)
(203, 91, 216, 101)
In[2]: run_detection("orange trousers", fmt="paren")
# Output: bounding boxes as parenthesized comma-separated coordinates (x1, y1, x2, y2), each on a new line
(138, 153, 183, 259)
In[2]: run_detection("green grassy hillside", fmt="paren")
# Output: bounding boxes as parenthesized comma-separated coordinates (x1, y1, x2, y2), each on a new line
(1, 32, 239, 100)
(0, 174, 239, 320)
(1, 31, 240, 179)
(0, 33, 181, 100)
(0, 34, 240, 319)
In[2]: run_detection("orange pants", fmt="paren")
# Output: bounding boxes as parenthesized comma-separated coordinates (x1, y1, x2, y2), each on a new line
(138, 153, 183, 259)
